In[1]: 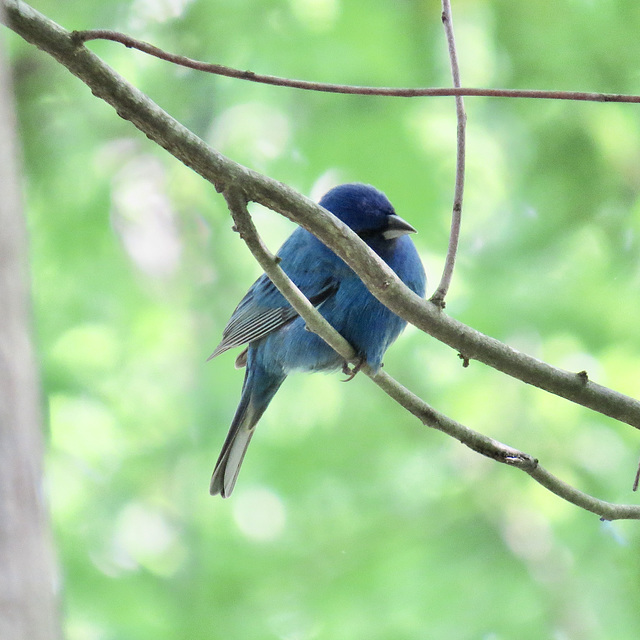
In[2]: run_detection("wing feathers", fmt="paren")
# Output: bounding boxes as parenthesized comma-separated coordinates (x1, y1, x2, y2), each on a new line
(208, 278, 339, 360)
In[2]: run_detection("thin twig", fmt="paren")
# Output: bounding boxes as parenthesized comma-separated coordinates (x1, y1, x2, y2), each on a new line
(69, 28, 640, 104)
(430, 0, 466, 307)
(222, 186, 640, 520)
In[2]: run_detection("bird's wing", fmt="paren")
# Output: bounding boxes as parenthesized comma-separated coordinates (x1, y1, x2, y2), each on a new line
(208, 274, 338, 360)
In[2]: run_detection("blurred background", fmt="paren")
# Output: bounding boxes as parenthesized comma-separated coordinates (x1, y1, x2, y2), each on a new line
(5, 0, 640, 637)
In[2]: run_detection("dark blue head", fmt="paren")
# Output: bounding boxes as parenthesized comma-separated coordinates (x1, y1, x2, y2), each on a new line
(318, 183, 416, 242)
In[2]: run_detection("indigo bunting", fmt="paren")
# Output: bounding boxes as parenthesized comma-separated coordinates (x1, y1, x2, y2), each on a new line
(209, 183, 426, 497)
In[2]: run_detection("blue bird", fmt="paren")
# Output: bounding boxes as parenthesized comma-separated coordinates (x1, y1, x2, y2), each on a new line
(209, 183, 426, 497)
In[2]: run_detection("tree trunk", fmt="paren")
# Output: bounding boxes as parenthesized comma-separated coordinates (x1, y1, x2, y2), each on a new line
(0, 21, 60, 640)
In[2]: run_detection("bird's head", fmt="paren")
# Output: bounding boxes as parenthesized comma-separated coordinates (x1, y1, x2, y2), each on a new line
(318, 183, 417, 242)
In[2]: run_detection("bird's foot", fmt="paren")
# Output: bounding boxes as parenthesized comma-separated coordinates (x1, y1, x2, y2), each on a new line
(341, 358, 364, 382)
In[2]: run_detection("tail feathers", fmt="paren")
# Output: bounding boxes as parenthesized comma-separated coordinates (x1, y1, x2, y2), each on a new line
(209, 411, 256, 498)
(210, 368, 285, 498)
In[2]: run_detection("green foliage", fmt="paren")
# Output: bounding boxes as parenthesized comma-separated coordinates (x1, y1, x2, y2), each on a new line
(7, 0, 640, 638)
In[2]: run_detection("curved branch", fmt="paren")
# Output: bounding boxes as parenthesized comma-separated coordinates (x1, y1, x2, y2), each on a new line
(69, 28, 640, 104)
(224, 185, 640, 520)
(431, 0, 466, 307)
(3, 3, 640, 430)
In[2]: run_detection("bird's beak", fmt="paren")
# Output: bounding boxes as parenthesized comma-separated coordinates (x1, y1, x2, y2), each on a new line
(383, 214, 417, 240)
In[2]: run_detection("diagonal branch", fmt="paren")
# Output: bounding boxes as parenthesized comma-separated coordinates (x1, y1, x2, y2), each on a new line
(223, 185, 640, 520)
(3, 3, 640, 432)
(431, 0, 467, 307)
(222, 188, 357, 363)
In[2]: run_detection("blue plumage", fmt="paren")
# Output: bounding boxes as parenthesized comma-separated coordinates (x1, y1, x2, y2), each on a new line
(209, 183, 426, 496)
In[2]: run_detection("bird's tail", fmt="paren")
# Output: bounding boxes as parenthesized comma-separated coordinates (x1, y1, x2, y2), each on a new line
(210, 365, 285, 498)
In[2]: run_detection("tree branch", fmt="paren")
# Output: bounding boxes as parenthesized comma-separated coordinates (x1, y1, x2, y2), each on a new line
(431, 0, 466, 307)
(4, 2, 640, 509)
(69, 27, 640, 104)
(223, 186, 640, 520)
(222, 187, 357, 363)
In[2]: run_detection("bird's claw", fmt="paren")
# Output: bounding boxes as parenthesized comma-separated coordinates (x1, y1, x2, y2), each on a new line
(341, 358, 364, 382)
